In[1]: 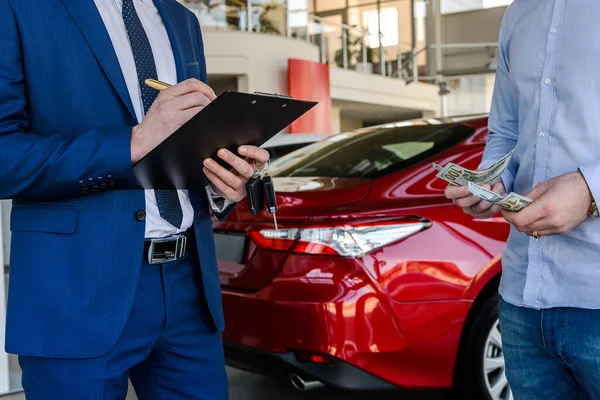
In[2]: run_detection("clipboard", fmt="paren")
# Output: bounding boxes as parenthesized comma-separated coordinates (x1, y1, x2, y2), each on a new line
(133, 91, 317, 189)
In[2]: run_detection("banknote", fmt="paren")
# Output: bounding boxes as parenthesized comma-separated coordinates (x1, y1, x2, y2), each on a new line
(467, 181, 504, 203)
(497, 192, 532, 212)
(434, 150, 514, 186)
(475, 149, 514, 184)
(468, 181, 532, 212)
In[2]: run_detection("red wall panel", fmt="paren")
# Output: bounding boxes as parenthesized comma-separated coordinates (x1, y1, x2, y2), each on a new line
(288, 58, 332, 134)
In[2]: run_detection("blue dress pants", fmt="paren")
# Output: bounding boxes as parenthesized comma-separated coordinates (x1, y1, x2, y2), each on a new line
(18, 248, 228, 400)
(500, 298, 600, 400)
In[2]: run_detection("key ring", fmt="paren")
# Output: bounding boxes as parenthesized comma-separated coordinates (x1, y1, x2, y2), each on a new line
(252, 159, 271, 177)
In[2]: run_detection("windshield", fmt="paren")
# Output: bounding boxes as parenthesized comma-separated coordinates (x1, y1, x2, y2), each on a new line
(266, 143, 313, 161)
(269, 123, 475, 179)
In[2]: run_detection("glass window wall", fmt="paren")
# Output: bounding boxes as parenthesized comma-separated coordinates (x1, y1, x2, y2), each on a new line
(179, 0, 287, 33)
(314, 0, 422, 77)
(441, 0, 513, 15)
(180, 0, 428, 80)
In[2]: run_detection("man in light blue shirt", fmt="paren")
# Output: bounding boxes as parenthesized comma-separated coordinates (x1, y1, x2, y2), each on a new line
(446, 1, 600, 398)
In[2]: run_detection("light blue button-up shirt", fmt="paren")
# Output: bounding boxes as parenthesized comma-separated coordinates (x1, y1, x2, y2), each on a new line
(480, 0, 600, 309)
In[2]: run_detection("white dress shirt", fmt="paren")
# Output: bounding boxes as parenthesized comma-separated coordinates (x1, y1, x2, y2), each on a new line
(95, 0, 226, 239)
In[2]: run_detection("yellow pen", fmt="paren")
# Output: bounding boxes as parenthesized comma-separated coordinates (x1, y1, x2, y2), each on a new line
(144, 78, 171, 91)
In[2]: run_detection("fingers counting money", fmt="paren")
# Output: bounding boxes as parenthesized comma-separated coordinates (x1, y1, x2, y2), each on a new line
(435, 150, 532, 212)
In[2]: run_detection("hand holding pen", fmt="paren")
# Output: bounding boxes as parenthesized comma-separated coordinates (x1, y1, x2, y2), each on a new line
(131, 78, 217, 164)
(139, 78, 270, 204)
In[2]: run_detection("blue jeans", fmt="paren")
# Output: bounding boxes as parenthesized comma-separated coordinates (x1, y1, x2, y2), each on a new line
(499, 298, 600, 400)
(19, 249, 228, 400)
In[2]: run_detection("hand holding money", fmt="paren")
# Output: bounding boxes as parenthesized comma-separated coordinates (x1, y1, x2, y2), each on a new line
(445, 179, 506, 218)
(502, 171, 592, 238)
(437, 149, 531, 218)
(468, 181, 532, 212)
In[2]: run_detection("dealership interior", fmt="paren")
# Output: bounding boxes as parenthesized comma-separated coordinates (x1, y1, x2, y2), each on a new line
(0, 0, 513, 399)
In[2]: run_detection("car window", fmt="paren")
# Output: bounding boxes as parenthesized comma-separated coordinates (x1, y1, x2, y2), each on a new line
(266, 143, 312, 161)
(269, 124, 475, 179)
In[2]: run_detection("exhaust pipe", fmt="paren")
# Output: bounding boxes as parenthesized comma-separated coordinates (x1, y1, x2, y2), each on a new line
(289, 373, 325, 391)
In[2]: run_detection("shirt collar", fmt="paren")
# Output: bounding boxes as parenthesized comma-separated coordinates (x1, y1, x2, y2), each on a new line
(113, 0, 155, 11)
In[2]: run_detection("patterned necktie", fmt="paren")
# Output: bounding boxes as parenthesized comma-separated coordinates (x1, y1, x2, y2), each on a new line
(122, 0, 183, 229)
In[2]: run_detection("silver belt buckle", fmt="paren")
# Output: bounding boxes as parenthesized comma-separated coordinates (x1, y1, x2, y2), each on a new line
(147, 234, 188, 265)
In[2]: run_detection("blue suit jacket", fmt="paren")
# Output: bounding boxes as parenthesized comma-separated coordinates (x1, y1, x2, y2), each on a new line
(0, 0, 229, 358)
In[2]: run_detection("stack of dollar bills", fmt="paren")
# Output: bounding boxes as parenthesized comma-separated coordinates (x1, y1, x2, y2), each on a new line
(433, 150, 532, 212)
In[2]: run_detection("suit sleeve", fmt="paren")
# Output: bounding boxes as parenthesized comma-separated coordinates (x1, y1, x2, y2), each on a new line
(0, 0, 140, 201)
(478, 13, 518, 193)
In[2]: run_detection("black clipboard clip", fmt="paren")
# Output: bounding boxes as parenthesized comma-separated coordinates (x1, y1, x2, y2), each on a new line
(253, 92, 294, 100)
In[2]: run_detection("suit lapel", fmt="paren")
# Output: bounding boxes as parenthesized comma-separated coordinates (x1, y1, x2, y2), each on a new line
(154, 0, 186, 82)
(60, 0, 136, 121)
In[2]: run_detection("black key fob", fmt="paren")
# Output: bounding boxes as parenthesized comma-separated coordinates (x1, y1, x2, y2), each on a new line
(263, 175, 278, 214)
(246, 176, 265, 215)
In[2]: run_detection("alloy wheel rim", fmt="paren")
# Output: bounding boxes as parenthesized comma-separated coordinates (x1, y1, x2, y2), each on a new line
(482, 319, 512, 400)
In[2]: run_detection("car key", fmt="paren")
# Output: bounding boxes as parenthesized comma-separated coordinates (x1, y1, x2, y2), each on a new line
(246, 175, 265, 215)
(263, 174, 278, 230)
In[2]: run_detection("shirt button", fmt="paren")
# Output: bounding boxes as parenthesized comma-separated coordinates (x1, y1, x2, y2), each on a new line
(544, 78, 552, 85)
(539, 131, 546, 138)
(551, 28, 557, 34)
(135, 210, 146, 221)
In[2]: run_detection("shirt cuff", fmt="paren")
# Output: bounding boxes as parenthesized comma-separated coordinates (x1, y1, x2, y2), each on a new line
(205, 184, 234, 214)
(579, 162, 600, 204)
(499, 169, 515, 194)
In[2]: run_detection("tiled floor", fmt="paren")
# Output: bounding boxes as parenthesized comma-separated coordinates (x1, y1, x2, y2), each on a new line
(2, 367, 443, 400)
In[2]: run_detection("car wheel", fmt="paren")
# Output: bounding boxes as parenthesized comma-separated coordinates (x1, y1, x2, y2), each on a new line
(444, 293, 513, 400)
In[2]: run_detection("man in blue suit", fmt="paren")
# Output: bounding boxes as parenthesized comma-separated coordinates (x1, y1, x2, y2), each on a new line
(0, 0, 269, 398)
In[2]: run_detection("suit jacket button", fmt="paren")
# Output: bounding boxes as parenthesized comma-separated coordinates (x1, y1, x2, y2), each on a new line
(136, 210, 146, 221)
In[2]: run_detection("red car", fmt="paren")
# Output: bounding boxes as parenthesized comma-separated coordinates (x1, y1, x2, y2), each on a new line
(214, 115, 511, 400)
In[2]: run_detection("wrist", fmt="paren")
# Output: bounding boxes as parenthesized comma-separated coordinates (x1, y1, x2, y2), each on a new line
(131, 125, 148, 164)
(207, 183, 222, 198)
(577, 169, 598, 217)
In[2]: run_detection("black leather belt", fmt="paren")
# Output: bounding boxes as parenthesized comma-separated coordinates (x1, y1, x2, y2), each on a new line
(143, 230, 195, 265)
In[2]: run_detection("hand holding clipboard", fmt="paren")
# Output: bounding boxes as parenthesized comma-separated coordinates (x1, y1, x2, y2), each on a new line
(140, 79, 272, 203)
(133, 79, 317, 191)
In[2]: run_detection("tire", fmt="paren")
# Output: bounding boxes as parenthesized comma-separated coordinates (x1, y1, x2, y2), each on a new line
(443, 292, 512, 400)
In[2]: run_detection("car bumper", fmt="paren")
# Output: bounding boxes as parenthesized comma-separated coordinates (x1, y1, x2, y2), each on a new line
(224, 341, 397, 391)
(221, 255, 473, 390)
